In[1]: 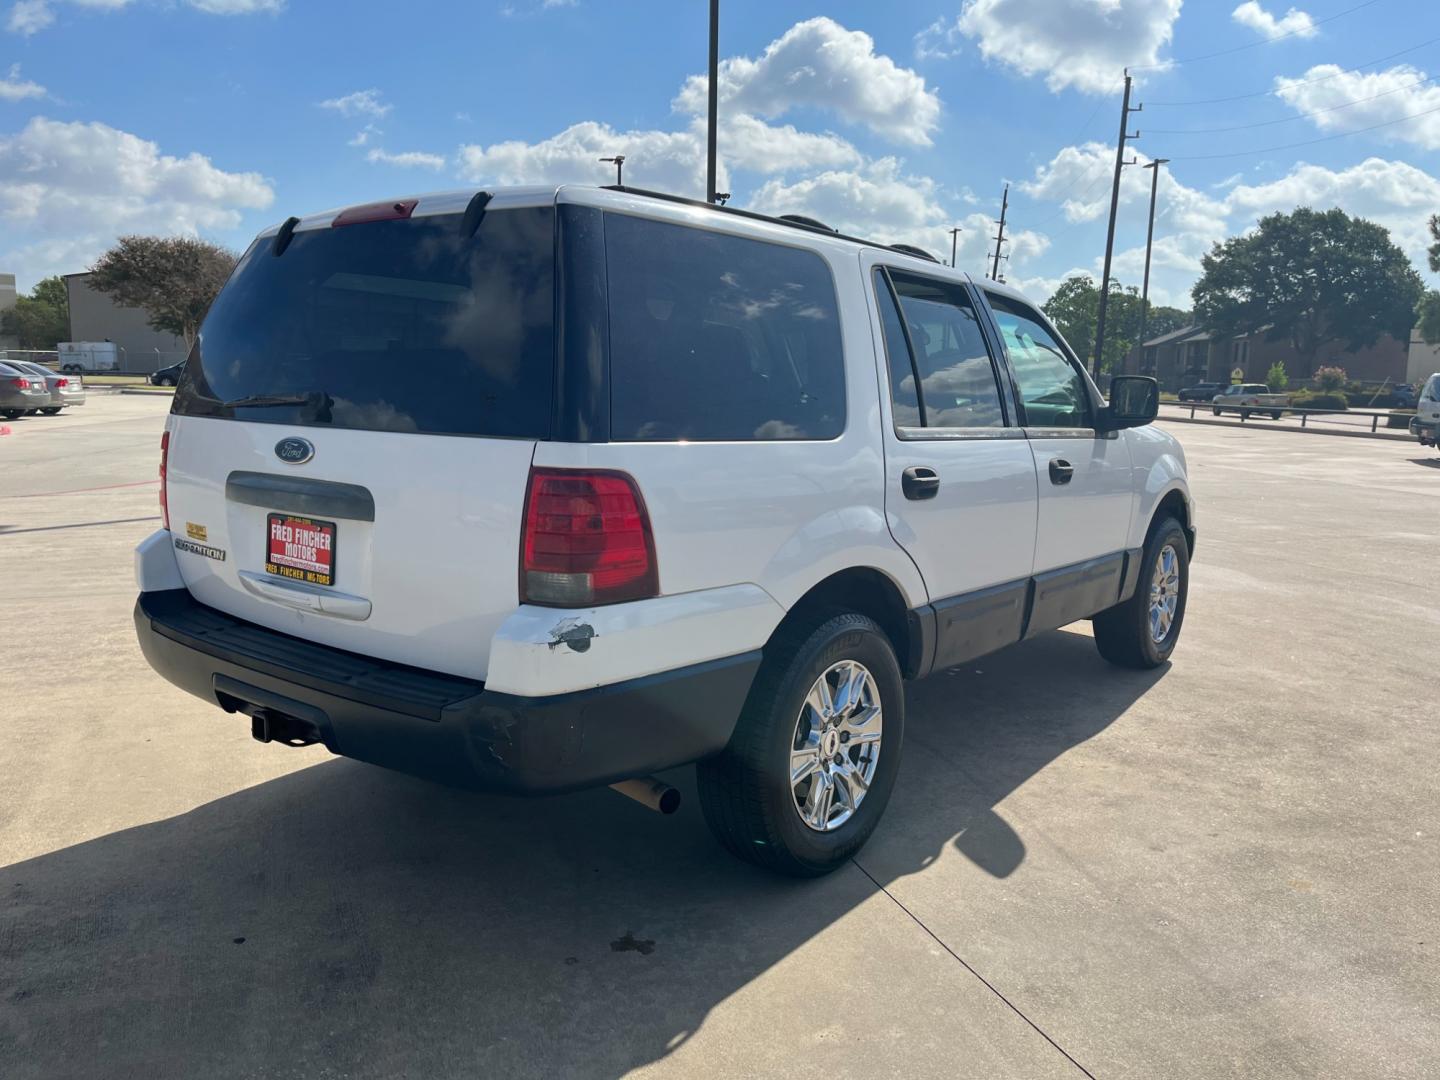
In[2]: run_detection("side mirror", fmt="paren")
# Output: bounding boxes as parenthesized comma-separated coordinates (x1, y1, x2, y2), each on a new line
(1101, 375, 1159, 431)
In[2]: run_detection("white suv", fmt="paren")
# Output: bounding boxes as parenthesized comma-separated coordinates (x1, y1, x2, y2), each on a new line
(134, 185, 1195, 876)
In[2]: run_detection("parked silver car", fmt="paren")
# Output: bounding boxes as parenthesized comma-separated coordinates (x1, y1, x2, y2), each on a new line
(10, 359, 86, 414)
(0, 360, 55, 419)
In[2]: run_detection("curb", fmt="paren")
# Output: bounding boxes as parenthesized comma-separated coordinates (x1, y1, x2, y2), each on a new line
(118, 387, 175, 396)
(1158, 412, 1413, 443)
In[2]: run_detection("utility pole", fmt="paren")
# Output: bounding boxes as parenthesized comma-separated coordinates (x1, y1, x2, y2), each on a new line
(599, 155, 625, 186)
(1093, 70, 1141, 376)
(949, 226, 962, 268)
(990, 184, 1008, 280)
(1136, 157, 1169, 370)
(706, 0, 720, 203)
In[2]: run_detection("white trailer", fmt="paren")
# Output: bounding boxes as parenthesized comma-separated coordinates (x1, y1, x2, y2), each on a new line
(58, 341, 122, 373)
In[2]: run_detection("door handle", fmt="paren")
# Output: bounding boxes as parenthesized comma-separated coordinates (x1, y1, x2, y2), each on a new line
(1048, 458, 1074, 485)
(901, 466, 940, 500)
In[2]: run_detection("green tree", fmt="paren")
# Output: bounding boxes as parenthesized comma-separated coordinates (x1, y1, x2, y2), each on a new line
(1266, 361, 1287, 392)
(1418, 290, 1440, 347)
(1315, 365, 1347, 392)
(89, 236, 237, 348)
(1192, 208, 1423, 373)
(1, 275, 70, 349)
(1042, 275, 1177, 374)
(1428, 213, 1439, 273)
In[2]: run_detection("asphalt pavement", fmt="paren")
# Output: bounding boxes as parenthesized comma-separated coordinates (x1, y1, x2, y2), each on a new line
(2, 395, 1436, 1079)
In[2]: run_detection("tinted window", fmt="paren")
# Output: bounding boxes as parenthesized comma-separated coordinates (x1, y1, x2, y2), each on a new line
(987, 294, 1092, 429)
(887, 271, 1005, 429)
(872, 270, 921, 427)
(175, 208, 555, 437)
(605, 214, 845, 441)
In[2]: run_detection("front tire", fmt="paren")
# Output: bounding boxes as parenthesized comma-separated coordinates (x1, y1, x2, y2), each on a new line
(698, 612, 904, 876)
(1093, 517, 1189, 669)
(1213, 406, 1222, 416)
(1271, 410, 1282, 420)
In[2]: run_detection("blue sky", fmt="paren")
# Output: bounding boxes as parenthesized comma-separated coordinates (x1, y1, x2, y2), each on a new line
(2, 0, 1438, 308)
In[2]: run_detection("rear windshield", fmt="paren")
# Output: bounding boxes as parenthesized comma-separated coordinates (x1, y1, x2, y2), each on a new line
(174, 207, 555, 437)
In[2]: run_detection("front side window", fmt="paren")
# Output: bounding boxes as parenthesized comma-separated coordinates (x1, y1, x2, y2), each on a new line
(605, 214, 845, 441)
(873, 269, 1007, 431)
(1422, 376, 1439, 402)
(987, 294, 1092, 429)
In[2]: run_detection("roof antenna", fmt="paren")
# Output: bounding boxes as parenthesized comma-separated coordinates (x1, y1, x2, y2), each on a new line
(600, 155, 625, 186)
(714, 192, 731, 205)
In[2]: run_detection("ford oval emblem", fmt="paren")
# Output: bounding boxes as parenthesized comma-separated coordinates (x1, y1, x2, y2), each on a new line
(274, 437, 315, 465)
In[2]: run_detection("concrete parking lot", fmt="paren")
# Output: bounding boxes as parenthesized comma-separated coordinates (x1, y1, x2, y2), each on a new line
(2, 395, 1436, 1079)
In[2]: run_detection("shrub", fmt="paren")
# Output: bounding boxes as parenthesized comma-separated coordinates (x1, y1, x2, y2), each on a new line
(1315, 365, 1348, 392)
(1294, 390, 1349, 411)
(1265, 361, 1287, 391)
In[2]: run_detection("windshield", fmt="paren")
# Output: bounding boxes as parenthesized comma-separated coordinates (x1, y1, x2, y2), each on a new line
(174, 206, 555, 438)
(1423, 376, 1439, 402)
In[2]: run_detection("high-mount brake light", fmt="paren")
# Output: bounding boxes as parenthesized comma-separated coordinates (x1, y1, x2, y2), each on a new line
(159, 430, 170, 531)
(520, 468, 658, 607)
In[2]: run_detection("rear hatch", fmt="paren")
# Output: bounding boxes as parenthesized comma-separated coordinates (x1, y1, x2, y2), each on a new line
(165, 196, 555, 680)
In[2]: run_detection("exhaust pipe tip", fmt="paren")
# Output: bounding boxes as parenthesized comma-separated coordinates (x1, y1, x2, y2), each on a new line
(610, 777, 681, 815)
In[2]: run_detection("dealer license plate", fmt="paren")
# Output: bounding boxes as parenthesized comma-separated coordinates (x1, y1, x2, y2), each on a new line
(265, 513, 336, 587)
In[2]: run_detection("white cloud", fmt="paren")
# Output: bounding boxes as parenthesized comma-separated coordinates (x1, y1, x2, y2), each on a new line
(717, 113, 859, 174)
(1231, 2, 1315, 39)
(457, 120, 712, 196)
(366, 147, 445, 170)
(319, 88, 390, 119)
(6, 0, 54, 35)
(749, 158, 1048, 273)
(957, 0, 1182, 95)
(6, 0, 279, 35)
(673, 16, 941, 146)
(914, 16, 964, 61)
(0, 62, 44, 100)
(1021, 143, 1440, 306)
(348, 124, 380, 147)
(1274, 64, 1440, 151)
(186, 0, 282, 11)
(0, 116, 273, 286)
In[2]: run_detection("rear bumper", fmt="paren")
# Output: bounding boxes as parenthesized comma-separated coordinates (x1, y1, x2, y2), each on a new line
(1412, 417, 1437, 444)
(134, 588, 760, 794)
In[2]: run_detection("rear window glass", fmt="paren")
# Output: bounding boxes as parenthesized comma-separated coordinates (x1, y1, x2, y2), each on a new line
(604, 213, 845, 441)
(175, 207, 555, 438)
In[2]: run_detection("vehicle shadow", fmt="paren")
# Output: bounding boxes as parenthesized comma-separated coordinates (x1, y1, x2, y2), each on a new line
(1, 629, 1165, 1079)
(1407, 457, 1440, 469)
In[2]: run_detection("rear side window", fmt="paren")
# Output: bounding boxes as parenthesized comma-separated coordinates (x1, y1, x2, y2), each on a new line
(175, 207, 555, 438)
(604, 214, 845, 441)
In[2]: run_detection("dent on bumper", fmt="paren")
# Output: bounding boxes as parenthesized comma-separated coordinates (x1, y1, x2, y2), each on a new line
(135, 588, 762, 794)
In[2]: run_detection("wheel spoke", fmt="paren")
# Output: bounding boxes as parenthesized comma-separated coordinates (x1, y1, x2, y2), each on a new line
(833, 662, 869, 718)
(803, 771, 835, 828)
(805, 677, 834, 723)
(841, 704, 882, 744)
(790, 732, 822, 784)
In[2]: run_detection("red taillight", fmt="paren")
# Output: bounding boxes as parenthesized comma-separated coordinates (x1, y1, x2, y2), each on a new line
(159, 430, 170, 531)
(9, 378, 25, 389)
(520, 468, 658, 607)
(56, 377, 68, 388)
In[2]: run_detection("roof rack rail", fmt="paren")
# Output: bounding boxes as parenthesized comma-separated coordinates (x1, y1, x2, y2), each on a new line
(600, 184, 885, 251)
(776, 213, 836, 233)
(888, 243, 939, 263)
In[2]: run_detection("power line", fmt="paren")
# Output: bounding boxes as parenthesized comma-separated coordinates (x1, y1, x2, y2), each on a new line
(1130, 0, 1388, 70)
(1168, 100, 1440, 160)
(1146, 34, 1440, 106)
(1147, 72, 1440, 134)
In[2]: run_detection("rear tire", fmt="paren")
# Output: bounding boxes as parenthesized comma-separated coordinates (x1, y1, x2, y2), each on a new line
(40, 407, 61, 415)
(698, 612, 904, 877)
(2, 409, 22, 420)
(1093, 517, 1189, 670)
(1212, 406, 1222, 416)
(1271, 410, 1282, 420)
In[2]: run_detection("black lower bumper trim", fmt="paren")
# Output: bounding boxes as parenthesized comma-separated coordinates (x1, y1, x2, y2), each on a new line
(135, 589, 760, 794)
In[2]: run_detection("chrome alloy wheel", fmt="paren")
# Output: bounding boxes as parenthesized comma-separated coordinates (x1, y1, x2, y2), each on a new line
(1149, 543, 1180, 644)
(790, 660, 883, 832)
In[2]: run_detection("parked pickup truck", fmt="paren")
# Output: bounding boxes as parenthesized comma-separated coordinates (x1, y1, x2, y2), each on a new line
(1412, 373, 1439, 450)
(1212, 384, 1289, 420)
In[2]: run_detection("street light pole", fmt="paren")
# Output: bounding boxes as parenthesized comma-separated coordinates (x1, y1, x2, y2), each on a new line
(599, 155, 625, 186)
(1137, 158, 1169, 371)
(706, 0, 719, 203)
